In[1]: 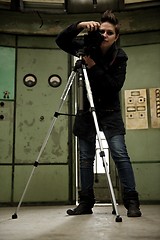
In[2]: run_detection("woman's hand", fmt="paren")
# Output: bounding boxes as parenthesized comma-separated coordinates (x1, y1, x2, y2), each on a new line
(77, 21, 99, 68)
(83, 55, 96, 69)
(77, 21, 100, 31)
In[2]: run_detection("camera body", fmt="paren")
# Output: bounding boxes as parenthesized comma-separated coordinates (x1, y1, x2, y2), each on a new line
(83, 30, 104, 57)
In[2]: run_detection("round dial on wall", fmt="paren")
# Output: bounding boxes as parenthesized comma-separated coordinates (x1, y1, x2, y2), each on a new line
(23, 74, 37, 87)
(48, 74, 62, 88)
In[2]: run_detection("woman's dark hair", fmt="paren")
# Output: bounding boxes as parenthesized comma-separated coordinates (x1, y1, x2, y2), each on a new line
(101, 10, 120, 36)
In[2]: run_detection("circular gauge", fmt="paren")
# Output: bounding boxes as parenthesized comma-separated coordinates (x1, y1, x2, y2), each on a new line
(48, 74, 62, 88)
(23, 74, 37, 87)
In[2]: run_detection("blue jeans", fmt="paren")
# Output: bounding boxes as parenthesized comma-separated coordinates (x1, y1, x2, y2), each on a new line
(79, 133, 136, 193)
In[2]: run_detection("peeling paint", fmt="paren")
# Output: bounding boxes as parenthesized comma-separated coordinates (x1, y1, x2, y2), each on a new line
(24, 119, 35, 127)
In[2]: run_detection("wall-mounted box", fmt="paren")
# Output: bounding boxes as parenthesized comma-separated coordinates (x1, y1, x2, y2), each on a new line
(124, 89, 148, 129)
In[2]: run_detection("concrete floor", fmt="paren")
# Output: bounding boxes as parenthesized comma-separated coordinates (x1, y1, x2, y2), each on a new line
(0, 205, 160, 240)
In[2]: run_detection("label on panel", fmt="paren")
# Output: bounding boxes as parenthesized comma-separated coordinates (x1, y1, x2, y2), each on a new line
(124, 89, 148, 129)
(149, 88, 160, 128)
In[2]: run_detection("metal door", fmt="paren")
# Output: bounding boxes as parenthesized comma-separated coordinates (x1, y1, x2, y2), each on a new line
(14, 46, 70, 203)
(0, 46, 15, 202)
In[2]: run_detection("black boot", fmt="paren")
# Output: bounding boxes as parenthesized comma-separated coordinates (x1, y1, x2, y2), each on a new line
(67, 190, 95, 215)
(123, 191, 142, 217)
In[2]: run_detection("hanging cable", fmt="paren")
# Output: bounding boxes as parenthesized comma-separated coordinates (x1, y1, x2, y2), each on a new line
(36, 11, 43, 28)
(93, 0, 97, 8)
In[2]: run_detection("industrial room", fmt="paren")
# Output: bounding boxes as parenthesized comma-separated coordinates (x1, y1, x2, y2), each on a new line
(0, 0, 160, 239)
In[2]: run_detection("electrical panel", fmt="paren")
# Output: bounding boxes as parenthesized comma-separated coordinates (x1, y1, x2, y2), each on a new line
(149, 88, 160, 128)
(124, 89, 148, 129)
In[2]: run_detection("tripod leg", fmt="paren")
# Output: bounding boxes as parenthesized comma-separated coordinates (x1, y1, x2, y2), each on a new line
(12, 70, 76, 219)
(82, 66, 122, 222)
(12, 167, 36, 219)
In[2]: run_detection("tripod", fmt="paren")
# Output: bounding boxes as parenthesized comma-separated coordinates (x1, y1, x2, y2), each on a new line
(12, 54, 122, 222)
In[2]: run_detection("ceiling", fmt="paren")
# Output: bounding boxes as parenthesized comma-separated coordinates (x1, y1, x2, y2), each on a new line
(0, 0, 159, 13)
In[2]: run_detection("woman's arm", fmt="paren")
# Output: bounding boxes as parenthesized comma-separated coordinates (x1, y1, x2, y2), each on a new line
(55, 21, 100, 56)
(88, 53, 128, 92)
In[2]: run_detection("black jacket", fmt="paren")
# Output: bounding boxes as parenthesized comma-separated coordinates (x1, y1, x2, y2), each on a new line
(56, 23, 128, 138)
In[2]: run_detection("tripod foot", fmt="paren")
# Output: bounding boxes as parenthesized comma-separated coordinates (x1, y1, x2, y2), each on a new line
(115, 215, 122, 222)
(12, 213, 18, 219)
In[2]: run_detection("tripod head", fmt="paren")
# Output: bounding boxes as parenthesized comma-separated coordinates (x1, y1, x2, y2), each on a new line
(76, 49, 86, 58)
(73, 50, 87, 72)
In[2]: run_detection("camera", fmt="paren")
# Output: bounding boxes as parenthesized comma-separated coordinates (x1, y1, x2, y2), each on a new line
(83, 30, 104, 57)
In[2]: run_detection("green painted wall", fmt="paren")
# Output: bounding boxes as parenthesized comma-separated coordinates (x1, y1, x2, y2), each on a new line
(0, 47, 15, 100)
(121, 33, 160, 202)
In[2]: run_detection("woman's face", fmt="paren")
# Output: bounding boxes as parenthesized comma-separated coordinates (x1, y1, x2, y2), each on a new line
(99, 22, 119, 54)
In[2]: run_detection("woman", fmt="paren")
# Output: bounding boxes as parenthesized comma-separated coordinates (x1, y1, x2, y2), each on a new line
(56, 10, 142, 217)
